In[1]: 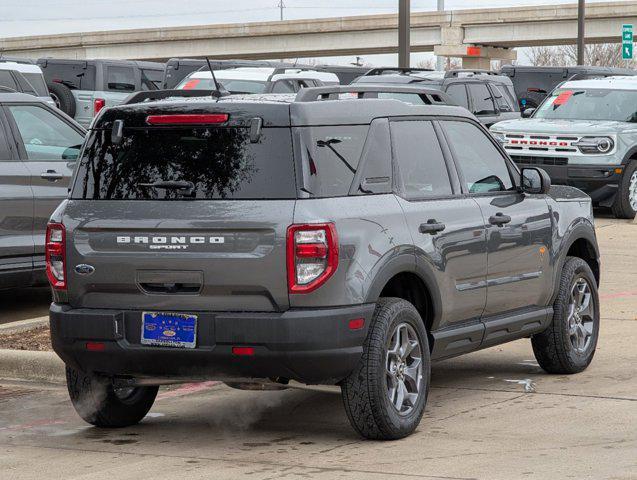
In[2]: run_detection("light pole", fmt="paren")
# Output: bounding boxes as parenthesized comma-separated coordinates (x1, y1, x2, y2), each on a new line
(398, 0, 410, 68)
(436, 0, 445, 70)
(577, 0, 585, 65)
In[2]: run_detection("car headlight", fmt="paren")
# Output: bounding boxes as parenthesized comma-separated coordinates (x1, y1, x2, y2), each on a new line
(491, 131, 506, 144)
(574, 136, 615, 154)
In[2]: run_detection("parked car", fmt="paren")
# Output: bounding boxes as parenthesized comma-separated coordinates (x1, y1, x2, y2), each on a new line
(491, 76, 637, 219)
(352, 68, 520, 127)
(176, 67, 339, 93)
(0, 62, 55, 107)
(500, 65, 637, 110)
(0, 92, 86, 289)
(48, 85, 600, 440)
(36, 59, 164, 127)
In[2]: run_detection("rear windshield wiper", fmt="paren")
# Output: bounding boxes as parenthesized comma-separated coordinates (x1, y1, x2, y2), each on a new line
(138, 180, 195, 197)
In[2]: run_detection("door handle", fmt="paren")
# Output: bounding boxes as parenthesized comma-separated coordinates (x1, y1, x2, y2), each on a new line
(419, 219, 446, 235)
(40, 170, 64, 181)
(489, 212, 512, 226)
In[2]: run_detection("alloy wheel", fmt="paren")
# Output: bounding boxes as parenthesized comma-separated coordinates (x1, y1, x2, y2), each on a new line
(629, 170, 637, 211)
(386, 322, 423, 415)
(568, 277, 595, 353)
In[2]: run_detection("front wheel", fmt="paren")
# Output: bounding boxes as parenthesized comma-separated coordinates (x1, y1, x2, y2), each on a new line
(532, 257, 600, 374)
(611, 160, 637, 219)
(66, 367, 158, 428)
(341, 298, 430, 440)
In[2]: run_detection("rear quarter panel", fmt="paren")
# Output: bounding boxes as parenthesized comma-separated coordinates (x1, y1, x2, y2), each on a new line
(290, 195, 414, 308)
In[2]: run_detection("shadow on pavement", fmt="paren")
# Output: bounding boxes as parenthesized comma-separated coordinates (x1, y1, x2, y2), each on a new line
(0, 287, 51, 325)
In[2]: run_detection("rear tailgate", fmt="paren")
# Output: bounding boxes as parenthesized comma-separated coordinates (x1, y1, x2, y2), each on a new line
(65, 103, 295, 312)
(62, 200, 293, 311)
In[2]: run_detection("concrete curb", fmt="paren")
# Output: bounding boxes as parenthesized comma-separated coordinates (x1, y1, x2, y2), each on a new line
(0, 349, 64, 384)
(0, 316, 48, 335)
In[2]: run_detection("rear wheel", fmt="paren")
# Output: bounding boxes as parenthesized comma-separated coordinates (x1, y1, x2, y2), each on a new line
(47, 82, 76, 117)
(532, 257, 600, 374)
(611, 160, 637, 219)
(341, 298, 430, 440)
(66, 366, 158, 428)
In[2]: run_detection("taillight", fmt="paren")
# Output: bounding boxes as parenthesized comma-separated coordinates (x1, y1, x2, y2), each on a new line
(145, 114, 229, 125)
(287, 223, 338, 294)
(45, 223, 66, 290)
(93, 98, 105, 116)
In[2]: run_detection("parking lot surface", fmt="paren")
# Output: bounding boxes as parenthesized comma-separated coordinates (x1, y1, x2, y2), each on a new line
(0, 216, 635, 480)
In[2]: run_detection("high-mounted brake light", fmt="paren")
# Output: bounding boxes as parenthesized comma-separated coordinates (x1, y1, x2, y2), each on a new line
(287, 223, 338, 294)
(93, 98, 105, 116)
(45, 223, 66, 290)
(146, 114, 229, 125)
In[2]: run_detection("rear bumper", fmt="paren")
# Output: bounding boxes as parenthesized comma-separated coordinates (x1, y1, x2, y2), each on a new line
(513, 160, 622, 205)
(50, 303, 375, 385)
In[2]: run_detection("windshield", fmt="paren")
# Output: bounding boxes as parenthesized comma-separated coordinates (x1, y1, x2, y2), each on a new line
(534, 88, 637, 122)
(177, 76, 267, 94)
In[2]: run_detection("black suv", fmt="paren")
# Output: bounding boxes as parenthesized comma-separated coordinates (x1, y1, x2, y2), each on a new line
(49, 85, 600, 440)
(500, 65, 637, 110)
(352, 68, 520, 127)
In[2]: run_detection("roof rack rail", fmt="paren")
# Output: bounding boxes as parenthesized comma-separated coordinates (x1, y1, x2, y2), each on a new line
(444, 69, 499, 78)
(364, 67, 434, 76)
(294, 85, 450, 104)
(122, 89, 227, 105)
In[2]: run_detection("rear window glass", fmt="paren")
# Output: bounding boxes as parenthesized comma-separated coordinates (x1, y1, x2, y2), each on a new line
(297, 126, 368, 197)
(39, 62, 96, 90)
(22, 73, 49, 97)
(71, 127, 296, 200)
(106, 66, 135, 92)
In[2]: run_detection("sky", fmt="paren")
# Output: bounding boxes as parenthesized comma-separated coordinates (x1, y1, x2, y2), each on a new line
(0, 0, 631, 66)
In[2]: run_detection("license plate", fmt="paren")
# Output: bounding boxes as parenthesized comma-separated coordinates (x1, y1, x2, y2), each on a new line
(141, 312, 197, 349)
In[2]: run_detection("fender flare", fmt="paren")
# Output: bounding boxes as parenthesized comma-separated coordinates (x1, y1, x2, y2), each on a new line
(550, 222, 600, 303)
(364, 250, 443, 330)
(622, 146, 637, 165)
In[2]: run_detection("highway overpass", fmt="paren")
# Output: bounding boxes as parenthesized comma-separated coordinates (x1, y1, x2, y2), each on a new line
(0, 1, 636, 68)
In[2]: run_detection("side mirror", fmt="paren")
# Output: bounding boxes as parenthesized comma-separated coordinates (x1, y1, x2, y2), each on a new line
(522, 107, 536, 118)
(521, 167, 551, 195)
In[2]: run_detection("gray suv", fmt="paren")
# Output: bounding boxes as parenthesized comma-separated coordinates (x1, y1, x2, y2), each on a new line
(0, 92, 85, 289)
(49, 85, 601, 440)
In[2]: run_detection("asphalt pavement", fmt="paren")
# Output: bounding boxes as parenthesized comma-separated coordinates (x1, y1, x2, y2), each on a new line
(0, 216, 635, 480)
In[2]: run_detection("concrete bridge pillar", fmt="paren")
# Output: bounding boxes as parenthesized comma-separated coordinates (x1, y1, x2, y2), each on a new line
(434, 26, 517, 70)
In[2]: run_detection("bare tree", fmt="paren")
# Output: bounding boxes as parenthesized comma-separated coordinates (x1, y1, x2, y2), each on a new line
(417, 57, 461, 70)
(527, 43, 636, 68)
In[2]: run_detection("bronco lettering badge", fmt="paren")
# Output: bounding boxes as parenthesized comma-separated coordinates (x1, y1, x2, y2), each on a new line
(116, 235, 225, 250)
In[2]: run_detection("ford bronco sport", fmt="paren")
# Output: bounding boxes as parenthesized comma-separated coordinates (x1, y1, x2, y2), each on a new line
(492, 76, 637, 219)
(49, 85, 601, 440)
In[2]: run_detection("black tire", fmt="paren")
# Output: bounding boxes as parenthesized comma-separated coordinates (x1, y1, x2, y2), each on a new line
(341, 298, 430, 440)
(66, 366, 158, 428)
(47, 82, 76, 117)
(611, 160, 637, 219)
(532, 257, 600, 374)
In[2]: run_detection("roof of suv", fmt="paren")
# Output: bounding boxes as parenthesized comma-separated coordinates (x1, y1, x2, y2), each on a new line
(37, 58, 164, 70)
(559, 75, 637, 90)
(0, 91, 47, 102)
(0, 62, 44, 74)
(100, 87, 473, 128)
(353, 68, 514, 86)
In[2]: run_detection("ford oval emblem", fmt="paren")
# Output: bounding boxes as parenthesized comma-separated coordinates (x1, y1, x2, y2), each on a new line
(74, 264, 95, 276)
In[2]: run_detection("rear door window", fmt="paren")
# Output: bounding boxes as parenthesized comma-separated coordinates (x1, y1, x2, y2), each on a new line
(490, 84, 517, 112)
(0, 71, 18, 91)
(106, 66, 136, 92)
(297, 125, 368, 197)
(7, 105, 84, 161)
(39, 62, 96, 90)
(468, 83, 496, 115)
(22, 73, 49, 96)
(445, 83, 469, 109)
(71, 127, 296, 200)
(271, 80, 295, 93)
(391, 120, 452, 199)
